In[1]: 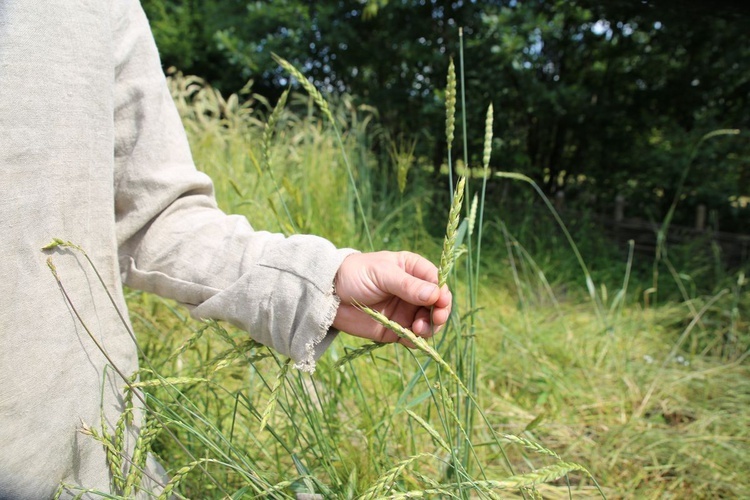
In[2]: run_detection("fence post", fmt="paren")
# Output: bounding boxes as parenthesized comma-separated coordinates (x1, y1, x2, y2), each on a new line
(696, 204, 706, 231)
(554, 190, 565, 212)
(615, 194, 625, 223)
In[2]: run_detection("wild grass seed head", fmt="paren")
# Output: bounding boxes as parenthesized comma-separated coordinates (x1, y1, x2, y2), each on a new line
(390, 137, 416, 195)
(333, 341, 387, 368)
(262, 88, 290, 170)
(259, 358, 291, 432)
(502, 434, 561, 460)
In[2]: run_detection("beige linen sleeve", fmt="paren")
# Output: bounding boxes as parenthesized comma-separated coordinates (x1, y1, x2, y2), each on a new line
(112, 0, 355, 371)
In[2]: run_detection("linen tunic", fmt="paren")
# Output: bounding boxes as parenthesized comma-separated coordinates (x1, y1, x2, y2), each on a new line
(0, 0, 353, 497)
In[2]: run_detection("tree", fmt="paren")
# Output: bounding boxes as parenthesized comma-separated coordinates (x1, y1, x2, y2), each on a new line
(143, 0, 750, 232)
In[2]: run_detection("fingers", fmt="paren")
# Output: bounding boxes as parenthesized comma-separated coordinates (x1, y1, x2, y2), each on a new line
(433, 284, 453, 310)
(412, 298, 451, 336)
(333, 304, 406, 343)
(332, 250, 453, 344)
(412, 308, 432, 336)
(399, 251, 440, 284)
(336, 251, 446, 308)
(375, 252, 443, 307)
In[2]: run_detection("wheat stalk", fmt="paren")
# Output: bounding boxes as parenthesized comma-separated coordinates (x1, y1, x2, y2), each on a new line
(445, 58, 457, 149)
(336, 176, 466, 365)
(391, 137, 416, 195)
(262, 87, 290, 168)
(44, 249, 226, 496)
(357, 304, 471, 397)
(53, 484, 113, 500)
(259, 87, 299, 232)
(434, 382, 470, 447)
(483, 103, 494, 170)
(386, 488, 458, 499)
(96, 401, 124, 494)
(257, 479, 297, 498)
(467, 193, 478, 237)
(271, 53, 374, 249)
(474, 103, 494, 291)
(406, 410, 451, 452)
(438, 176, 466, 287)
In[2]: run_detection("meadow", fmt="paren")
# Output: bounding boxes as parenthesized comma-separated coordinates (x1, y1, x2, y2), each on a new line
(115, 67, 750, 499)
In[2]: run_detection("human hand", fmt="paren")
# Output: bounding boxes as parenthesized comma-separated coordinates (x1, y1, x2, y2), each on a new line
(332, 251, 452, 345)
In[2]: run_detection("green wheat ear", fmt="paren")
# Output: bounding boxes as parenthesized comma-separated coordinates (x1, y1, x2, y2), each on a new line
(445, 58, 457, 148)
(438, 175, 466, 287)
(467, 193, 478, 237)
(483, 103, 494, 170)
(272, 53, 333, 122)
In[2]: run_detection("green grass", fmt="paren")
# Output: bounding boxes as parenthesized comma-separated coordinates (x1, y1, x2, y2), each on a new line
(93, 68, 750, 498)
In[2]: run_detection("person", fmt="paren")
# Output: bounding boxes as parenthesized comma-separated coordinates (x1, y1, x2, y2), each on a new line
(0, 0, 452, 498)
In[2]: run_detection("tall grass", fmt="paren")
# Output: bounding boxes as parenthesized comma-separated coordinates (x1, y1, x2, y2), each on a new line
(52, 57, 749, 498)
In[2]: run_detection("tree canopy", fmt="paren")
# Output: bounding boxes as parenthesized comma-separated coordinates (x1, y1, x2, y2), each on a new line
(143, 0, 750, 232)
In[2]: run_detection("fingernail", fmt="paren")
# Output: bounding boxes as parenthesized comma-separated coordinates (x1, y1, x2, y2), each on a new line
(418, 285, 436, 302)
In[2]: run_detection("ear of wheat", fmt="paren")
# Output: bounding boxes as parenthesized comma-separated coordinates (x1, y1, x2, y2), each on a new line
(439, 176, 466, 287)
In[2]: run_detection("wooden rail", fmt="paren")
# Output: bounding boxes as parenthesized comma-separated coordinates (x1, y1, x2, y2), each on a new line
(555, 193, 750, 267)
(605, 217, 750, 266)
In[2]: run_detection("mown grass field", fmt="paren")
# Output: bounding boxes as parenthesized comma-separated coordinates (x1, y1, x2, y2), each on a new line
(124, 71, 749, 499)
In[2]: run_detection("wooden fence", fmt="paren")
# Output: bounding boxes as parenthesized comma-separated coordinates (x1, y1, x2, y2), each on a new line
(554, 193, 750, 267)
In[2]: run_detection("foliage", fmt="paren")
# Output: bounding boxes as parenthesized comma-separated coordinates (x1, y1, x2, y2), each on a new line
(142, 0, 750, 234)
(474, 1, 749, 229)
